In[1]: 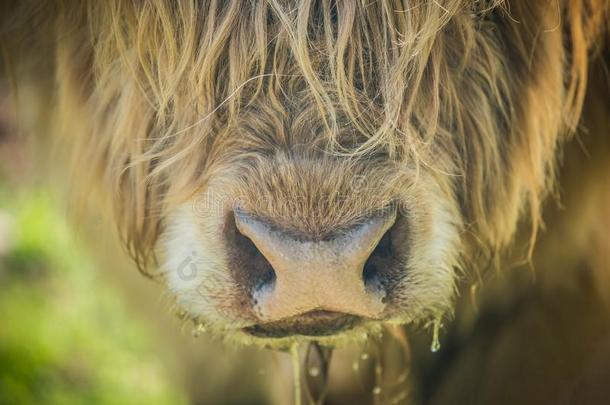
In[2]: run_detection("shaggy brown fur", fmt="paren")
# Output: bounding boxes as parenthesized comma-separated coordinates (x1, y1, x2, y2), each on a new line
(1, 0, 609, 402)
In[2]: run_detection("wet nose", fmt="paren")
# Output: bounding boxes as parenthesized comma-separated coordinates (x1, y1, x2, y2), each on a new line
(232, 208, 396, 323)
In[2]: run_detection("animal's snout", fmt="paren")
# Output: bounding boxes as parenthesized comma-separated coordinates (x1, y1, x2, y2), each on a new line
(229, 207, 397, 334)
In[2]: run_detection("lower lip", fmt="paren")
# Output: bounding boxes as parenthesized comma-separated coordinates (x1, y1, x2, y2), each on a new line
(243, 312, 363, 338)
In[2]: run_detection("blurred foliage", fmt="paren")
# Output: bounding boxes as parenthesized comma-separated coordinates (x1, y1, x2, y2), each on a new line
(0, 187, 188, 405)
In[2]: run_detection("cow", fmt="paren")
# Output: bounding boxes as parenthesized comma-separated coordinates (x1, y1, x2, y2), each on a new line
(1, 1, 609, 403)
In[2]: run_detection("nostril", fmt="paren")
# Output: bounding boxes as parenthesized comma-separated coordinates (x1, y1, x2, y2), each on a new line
(236, 229, 277, 290)
(363, 261, 378, 284)
(226, 215, 277, 297)
(362, 225, 395, 289)
(256, 262, 276, 291)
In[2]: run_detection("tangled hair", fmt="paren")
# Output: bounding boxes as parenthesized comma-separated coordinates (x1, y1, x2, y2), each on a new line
(1, 0, 608, 276)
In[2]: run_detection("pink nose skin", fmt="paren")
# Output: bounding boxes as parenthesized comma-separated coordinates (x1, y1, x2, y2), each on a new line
(234, 210, 396, 322)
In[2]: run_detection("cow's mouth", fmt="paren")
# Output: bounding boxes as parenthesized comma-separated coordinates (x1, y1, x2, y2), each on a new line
(243, 310, 363, 338)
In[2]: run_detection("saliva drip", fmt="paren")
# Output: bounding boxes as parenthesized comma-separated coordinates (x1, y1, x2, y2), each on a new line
(430, 319, 442, 353)
(290, 343, 302, 405)
(308, 366, 320, 377)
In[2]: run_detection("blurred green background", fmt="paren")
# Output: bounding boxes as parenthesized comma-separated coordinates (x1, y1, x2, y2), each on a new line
(0, 89, 277, 405)
(0, 84, 195, 404)
(0, 187, 188, 405)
